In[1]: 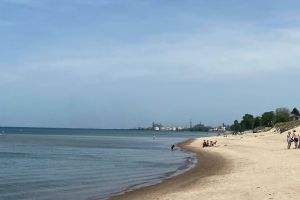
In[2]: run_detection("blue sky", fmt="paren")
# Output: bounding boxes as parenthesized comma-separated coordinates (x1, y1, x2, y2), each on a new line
(1, 0, 300, 128)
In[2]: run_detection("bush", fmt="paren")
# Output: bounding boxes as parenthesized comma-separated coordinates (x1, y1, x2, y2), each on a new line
(275, 108, 290, 123)
(274, 120, 300, 133)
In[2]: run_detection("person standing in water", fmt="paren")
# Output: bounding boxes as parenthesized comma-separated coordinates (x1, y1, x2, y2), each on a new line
(171, 144, 175, 150)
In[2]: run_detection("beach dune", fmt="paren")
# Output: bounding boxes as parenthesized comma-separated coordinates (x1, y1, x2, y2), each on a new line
(110, 126, 300, 200)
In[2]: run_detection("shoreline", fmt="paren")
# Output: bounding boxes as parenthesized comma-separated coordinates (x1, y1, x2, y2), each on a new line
(109, 138, 231, 200)
(109, 126, 300, 199)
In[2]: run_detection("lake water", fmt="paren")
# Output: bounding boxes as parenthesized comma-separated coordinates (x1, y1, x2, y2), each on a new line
(0, 128, 210, 200)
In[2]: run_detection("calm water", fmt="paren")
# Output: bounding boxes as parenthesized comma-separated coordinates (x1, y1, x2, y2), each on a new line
(0, 128, 210, 200)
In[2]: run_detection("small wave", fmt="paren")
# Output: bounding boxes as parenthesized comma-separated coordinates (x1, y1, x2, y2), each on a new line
(110, 153, 198, 199)
(0, 152, 33, 158)
(163, 155, 197, 179)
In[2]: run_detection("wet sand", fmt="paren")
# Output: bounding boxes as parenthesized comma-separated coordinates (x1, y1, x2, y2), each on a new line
(109, 139, 232, 200)
(110, 126, 300, 200)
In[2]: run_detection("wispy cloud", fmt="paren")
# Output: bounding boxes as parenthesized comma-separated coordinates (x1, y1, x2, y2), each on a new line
(0, 19, 13, 26)
(0, 0, 36, 6)
(5, 21, 300, 84)
(1, 0, 300, 128)
(0, 0, 128, 7)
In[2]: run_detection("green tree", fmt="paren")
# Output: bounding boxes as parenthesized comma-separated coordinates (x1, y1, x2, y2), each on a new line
(253, 116, 261, 128)
(261, 111, 275, 127)
(291, 107, 300, 116)
(240, 114, 255, 131)
(230, 120, 241, 132)
(275, 108, 290, 123)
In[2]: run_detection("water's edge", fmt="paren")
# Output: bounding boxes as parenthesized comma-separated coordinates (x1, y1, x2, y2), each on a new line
(108, 138, 197, 200)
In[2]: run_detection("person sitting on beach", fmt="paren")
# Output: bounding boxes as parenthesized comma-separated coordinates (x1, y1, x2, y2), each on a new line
(287, 132, 293, 149)
(213, 140, 217, 146)
(210, 141, 213, 147)
(202, 140, 207, 148)
(292, 130, 298, 149)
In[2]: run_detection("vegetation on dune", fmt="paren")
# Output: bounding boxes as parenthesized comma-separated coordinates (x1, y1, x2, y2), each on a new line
(274, 108, 290, 123)
(261, 111, 275, 127)
(230, 107, 300, 133)
(253, 126, 272, 133)
(274, 120, 300, 133)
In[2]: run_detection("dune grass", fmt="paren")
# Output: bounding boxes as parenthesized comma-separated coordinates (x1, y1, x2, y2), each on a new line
(274, 120, 300, 133)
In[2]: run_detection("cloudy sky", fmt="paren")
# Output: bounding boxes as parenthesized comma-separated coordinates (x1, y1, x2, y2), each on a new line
(1, 0, 300, 128)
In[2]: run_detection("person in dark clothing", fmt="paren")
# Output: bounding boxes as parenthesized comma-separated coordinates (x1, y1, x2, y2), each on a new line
(293, 130, 299, 149)
(171, 144, 175, 150)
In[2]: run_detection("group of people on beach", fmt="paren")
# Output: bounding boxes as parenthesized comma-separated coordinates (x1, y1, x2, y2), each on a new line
(287, 130, 300, 149)
(202, 140, 217, 148)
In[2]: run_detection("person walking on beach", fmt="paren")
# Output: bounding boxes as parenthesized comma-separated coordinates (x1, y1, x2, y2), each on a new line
(287, 132, 293, 149)
(292, 130, 299, 149)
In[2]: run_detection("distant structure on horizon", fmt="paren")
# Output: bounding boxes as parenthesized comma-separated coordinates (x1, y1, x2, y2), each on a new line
(289, 113, 300, 121)
(188, 122, 211, 132)
(137, 121, 229, 132)
(209, 123, 229, 133)
(151, 122, 182, 131)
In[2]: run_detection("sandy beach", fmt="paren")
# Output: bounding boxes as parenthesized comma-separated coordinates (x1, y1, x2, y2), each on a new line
(110, 126, 300, 200)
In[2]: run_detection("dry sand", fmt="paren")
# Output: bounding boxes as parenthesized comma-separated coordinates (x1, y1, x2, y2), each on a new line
(110, 126, 300, 200)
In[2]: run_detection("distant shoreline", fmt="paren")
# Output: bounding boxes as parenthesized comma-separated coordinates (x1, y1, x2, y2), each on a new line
(109, 138, 229, 200)
(0, 126, 214, 132)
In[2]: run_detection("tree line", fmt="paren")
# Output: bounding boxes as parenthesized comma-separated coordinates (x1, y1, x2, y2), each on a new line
(230, 107, 300, 132)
